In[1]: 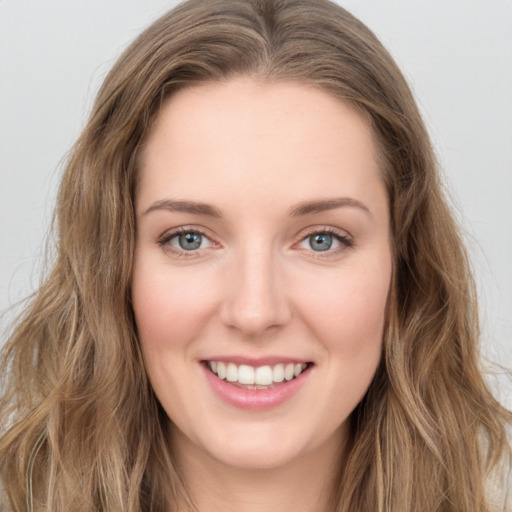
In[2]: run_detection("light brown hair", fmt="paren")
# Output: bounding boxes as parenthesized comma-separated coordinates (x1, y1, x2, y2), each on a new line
(1, 0, 510, 510)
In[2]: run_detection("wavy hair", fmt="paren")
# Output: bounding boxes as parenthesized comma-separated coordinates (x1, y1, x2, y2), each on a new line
(1, 0, 510, 510)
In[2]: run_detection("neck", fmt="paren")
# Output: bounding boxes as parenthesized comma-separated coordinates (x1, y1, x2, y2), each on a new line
(170, 425, 349, 512)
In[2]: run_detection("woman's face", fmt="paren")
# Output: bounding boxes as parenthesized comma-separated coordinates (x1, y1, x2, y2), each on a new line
(132, 78, 392, 471)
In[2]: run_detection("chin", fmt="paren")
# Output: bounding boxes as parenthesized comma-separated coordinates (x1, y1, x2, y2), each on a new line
(172, 415, 346, 473)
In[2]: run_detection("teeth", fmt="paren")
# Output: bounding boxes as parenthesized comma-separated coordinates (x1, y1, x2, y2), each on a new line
(255, 366, 273, 386)
(238, 364, 255, 384)
(207, 361, 308, 386)
(284, 363, 295, 381)
(226, 363, 238, 382)
(217, 361, 226, 380)
(273, 363, 285, 383)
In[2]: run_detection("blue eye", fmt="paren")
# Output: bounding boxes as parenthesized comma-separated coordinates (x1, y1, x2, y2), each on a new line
(296, 229, 352, 254)
(309, 233, 334, 251)
(159, 229, 212, 253)
(175, 232, 203, 250)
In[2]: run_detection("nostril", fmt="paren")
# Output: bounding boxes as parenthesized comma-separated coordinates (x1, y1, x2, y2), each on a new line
(218, 269, 292, 336)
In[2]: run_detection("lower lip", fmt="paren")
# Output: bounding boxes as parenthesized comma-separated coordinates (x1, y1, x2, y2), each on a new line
(202, 363, 312, 410)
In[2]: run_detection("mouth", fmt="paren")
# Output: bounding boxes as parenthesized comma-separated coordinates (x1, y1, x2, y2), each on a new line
(202, 360, 313, 390)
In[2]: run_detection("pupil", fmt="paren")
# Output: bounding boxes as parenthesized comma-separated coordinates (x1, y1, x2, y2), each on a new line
(179, 232, 202, 250)
(310, 233, 332, 251)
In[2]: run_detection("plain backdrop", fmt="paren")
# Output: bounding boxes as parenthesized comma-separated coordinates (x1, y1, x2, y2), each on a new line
(1, 0, 511, 406)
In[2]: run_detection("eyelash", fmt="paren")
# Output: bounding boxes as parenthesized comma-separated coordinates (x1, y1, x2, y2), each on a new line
(296, 227, 353, 258)
(157, 227, 216, 258)
(157, 226, 353, 258)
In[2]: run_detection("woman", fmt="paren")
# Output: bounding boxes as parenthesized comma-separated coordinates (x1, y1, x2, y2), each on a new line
(1, 0, 510, 510)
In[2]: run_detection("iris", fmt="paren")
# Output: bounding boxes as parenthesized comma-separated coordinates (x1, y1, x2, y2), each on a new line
(309, 233, 333, 251)
(179, 232, 202, 250)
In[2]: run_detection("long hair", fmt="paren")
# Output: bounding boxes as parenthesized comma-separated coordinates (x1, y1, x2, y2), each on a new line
(1, 0, 510, 510)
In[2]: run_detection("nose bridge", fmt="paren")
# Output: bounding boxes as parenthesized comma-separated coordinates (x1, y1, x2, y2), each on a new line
(221, 240, 290, 336)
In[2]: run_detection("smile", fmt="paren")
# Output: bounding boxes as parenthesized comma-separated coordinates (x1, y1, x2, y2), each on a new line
(206, 361, 309, 389)
(202, 359, 314, 410)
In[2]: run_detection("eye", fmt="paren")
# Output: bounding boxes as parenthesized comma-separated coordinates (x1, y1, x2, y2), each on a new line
(158, 228, 216, 256)
(173, 231, 205, 251)
(308, 233, 336, 252)
(296, 228, 352, 254)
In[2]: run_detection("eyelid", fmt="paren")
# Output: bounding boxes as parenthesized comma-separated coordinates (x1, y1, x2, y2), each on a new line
(157, 226, 219, 257)
(156, 224, 353, 258)
(293, 225, 354, 255)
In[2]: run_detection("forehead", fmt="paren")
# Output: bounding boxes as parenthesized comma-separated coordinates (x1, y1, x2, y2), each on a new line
(137, 78, 385, 217)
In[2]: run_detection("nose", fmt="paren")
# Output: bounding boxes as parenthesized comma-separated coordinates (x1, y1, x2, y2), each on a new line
(220, 246, 291, 337)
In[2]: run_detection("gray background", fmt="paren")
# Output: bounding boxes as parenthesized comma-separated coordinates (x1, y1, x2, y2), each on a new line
(1, 0, 511, 405)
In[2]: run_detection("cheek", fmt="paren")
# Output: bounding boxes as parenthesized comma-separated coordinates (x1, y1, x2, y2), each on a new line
(293, 258, 391, 357)
(131, 259, 218, 350)
(293, 257, 391, 422)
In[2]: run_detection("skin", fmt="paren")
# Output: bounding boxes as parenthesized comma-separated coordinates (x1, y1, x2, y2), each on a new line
(132, 78, 392, 512)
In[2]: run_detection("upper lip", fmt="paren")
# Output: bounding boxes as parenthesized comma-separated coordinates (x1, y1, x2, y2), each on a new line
(201, 356, 312, 366)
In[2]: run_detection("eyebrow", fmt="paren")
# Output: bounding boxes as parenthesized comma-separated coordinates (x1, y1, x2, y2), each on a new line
(143, 199, 222, 218)
(288, 197, 371, 217)
(143, 197, 371, 218)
